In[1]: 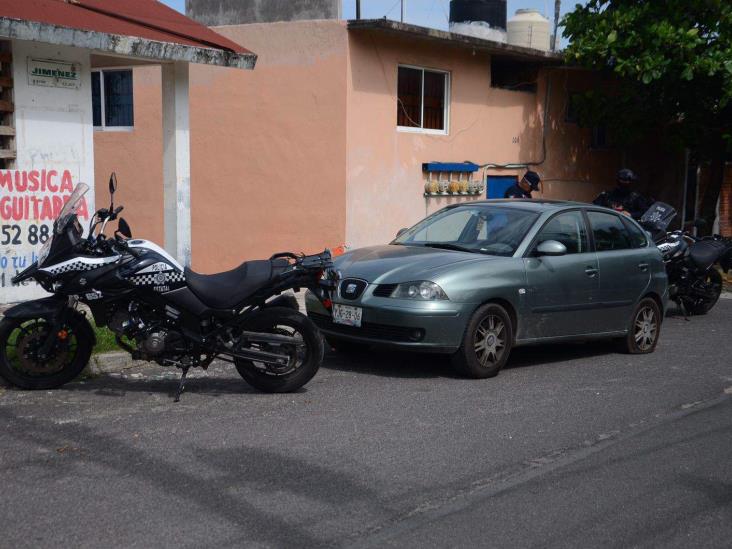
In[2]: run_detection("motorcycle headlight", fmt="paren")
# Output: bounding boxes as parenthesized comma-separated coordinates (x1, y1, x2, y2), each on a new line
(37, 236, 53, 265)
(392, 281, 448, 300)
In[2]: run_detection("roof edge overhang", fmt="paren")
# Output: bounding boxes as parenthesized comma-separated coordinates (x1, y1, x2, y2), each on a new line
(347, 19, 563, 64)
(0, 16, 257, 70)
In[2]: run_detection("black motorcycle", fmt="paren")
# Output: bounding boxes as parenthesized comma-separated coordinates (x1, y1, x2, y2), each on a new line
(1, 175, 337, 400)
(640, 202, 732, 316)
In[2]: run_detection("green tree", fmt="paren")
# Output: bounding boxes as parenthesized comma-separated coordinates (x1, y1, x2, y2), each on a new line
(563, 0, 732, 232)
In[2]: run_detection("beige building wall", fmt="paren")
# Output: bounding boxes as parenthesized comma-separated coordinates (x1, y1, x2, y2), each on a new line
(94, 66, 164, 246)
(94, 20, 632, 272)
(95, 20, 349, 273)
(344, 30, 620, 249)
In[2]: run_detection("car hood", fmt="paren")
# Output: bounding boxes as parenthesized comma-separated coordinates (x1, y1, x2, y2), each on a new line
(334, 244, 497, 283)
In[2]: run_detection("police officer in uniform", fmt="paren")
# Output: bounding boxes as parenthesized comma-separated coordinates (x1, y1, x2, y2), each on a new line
(592, 168, 651, 220)
(504, 171, 541, 199)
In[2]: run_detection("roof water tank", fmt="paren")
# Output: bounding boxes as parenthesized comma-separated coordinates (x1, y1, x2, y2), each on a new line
(507, 9, 551, 51)
(449, 0, 507, 42)
(450, 0, 507, 30)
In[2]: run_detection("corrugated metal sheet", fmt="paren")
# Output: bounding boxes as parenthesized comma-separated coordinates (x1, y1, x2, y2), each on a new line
(0, 0, 251, 54)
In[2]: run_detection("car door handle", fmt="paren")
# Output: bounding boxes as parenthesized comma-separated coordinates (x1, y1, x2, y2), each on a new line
(638, 262, 649, 272)
(585, 266, 599, 277)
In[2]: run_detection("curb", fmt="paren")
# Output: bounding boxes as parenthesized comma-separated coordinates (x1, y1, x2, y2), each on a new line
(86, 351, 144, 376)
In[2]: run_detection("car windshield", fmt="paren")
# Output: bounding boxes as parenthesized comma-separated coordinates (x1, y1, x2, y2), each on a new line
(392, 205, 539, 257)
(55, 182, 89, 235)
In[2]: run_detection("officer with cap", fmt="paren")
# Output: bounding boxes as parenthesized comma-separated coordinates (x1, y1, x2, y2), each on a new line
(592, 168, 652, 220)
(504, 170, 541, 199)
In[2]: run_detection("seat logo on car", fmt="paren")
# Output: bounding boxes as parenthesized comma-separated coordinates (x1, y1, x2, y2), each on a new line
(346, 283, 357, 294)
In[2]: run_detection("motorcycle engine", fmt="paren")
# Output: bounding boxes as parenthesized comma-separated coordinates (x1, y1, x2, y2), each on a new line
(108, 303, 185, 358)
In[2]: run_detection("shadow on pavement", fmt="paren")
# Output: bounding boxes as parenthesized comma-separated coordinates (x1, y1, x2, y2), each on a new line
(0, 408, 379, 547)
(322, 339, 620, 379)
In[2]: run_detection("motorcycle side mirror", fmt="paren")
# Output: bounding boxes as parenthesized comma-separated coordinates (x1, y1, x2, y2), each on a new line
(109, 172, 118, 195)
(693, 218, 707, 228)
(117, 217, 132, 239)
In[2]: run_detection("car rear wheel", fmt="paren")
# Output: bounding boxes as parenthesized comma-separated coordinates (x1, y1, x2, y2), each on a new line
(622, 298, 661, 354)
(452, 303, 513, 379)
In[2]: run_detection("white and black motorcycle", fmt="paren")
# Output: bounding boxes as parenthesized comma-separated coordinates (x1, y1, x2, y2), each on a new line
(1, 175, 337, 400)
(640, 202, 732, 316)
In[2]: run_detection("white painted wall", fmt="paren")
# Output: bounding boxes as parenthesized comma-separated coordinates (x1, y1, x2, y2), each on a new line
(0, 40, 95, 303)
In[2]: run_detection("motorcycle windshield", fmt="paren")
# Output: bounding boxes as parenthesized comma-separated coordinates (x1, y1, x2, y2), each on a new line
(55, 182, 89, 235)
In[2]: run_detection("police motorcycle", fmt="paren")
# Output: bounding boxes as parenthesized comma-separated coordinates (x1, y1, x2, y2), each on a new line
(1, 174, 337, 400)
(639, 202, 732, 316)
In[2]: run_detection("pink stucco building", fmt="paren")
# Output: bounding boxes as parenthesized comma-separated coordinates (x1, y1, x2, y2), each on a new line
(94, 19, 674, 273)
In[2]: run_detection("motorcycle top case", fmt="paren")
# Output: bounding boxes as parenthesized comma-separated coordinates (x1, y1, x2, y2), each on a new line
(640, 202, 677, 233)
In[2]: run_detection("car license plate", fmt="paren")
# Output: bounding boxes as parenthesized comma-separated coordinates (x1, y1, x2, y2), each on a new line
(332, 304, 362, 327)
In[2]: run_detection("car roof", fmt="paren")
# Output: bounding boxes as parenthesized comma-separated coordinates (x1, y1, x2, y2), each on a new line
(449, 199, 588, 212)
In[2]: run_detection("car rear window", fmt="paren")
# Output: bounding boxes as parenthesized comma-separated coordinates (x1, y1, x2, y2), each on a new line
(587, 211, 633, 251)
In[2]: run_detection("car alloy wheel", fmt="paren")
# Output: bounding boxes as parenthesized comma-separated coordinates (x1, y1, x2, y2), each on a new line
(474, 314, 506, 367)
(633, 305, 658, 352)
(452, 303, 513, 379)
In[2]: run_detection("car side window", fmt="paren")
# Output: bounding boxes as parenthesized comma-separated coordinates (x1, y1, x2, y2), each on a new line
(587, 211, 633, 251)
(622, 217, 649, 248)
(536, 211, 589, 254)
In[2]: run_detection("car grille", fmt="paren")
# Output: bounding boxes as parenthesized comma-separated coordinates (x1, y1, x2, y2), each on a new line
(309, 313, 424, 342)
(372, 283, 398, 297)
(339, 278, 368, 300)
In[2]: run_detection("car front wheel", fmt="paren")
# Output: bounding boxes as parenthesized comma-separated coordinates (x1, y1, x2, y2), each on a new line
(452, 303, 513, 379)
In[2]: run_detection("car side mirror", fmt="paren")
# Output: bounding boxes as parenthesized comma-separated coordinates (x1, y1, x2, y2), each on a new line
(117, 217, 132, 239)
(396, 227, 409, 238)
(536, 240, 567, 256)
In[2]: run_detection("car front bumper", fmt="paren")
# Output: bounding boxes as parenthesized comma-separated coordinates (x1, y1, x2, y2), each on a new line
(304, 290, 472, 353)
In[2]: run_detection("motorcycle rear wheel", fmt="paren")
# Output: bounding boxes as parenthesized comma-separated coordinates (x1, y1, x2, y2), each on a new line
(234, 307, 323, 393)
(0, 311, 94, 390)
(687, 269, 723, 316)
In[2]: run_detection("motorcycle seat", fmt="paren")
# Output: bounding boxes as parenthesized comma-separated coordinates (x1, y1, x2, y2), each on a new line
(689, 240, 727, 271)
(185, 259, 289, 309)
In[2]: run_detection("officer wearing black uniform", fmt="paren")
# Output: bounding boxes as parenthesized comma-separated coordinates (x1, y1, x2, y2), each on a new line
(504, 171, 541, 199)
(592, 168, 652, 220)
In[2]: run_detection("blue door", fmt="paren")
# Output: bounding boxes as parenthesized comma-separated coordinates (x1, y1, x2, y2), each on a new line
(487, 175, 518, 199)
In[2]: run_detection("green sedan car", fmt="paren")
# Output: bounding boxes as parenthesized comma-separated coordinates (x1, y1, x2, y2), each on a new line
(306, 200, 668, 378)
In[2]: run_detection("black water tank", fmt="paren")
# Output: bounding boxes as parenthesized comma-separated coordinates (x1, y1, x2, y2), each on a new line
(449, 0, 507, 30)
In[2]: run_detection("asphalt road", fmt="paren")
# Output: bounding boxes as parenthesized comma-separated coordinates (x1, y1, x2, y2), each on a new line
(0, 300, 731, 548)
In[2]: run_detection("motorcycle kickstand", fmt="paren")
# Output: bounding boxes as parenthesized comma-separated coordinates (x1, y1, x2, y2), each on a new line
(174, 366, 190, 403)
(678, 300, 690, 322)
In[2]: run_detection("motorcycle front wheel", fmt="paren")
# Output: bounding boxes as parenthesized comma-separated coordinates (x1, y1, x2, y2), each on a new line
(687, 269, 723, 315)
(0, 310, 94, 389)
(234, 307, 324, 393)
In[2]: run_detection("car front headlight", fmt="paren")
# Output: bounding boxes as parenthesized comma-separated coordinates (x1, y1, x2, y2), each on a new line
(392, 281, 448, 300)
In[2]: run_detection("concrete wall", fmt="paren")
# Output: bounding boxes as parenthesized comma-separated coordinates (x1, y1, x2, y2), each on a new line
(344, 31, 618, 248)
(186, 0, 340, 26)
(95, 21, 349, 274)
(1, 40, 95, 303)
(93, 66, 164, 246)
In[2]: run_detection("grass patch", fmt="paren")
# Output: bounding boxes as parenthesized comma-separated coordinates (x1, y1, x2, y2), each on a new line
(92, 326, 119, 355)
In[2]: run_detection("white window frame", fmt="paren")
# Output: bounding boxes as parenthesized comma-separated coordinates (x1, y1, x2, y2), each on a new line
(397, 64, 450, 136)
(92, 68, 134, 132)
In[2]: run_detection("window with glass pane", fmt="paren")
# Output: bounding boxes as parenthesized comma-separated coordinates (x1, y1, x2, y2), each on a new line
(93, 69, 133, 129)
(622, 217, 649, 248)
(91, 72, 102, 127)
(103, 70, 134, 127)
(537, 211, 588, 254)
(588, 211, 633, 251)
(397, 66, 448, 132)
